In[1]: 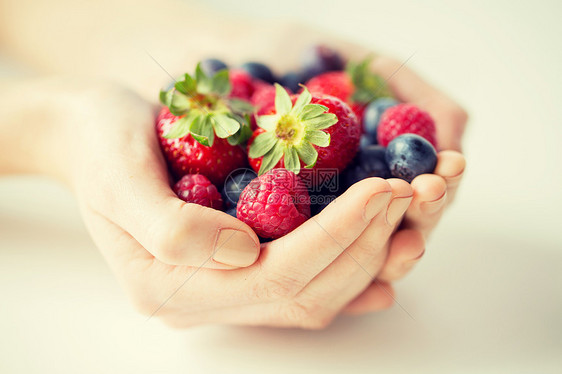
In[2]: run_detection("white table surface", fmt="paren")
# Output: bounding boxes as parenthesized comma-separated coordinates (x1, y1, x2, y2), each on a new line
(1, 0, 561, 372)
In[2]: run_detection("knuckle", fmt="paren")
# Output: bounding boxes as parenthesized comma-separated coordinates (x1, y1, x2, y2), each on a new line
(149, 202, 199, 264)
(355, 247, 386, 270)
(151, 226, 184, 264)
(258, 273, 304, 300)
(280, 301, 311, 325)
(280, 301, 334, 330)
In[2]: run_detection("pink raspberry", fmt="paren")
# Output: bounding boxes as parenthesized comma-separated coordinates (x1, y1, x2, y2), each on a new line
(377, 104, 438, 148)
(236, 169, 310, 239)
(173, 174, 223, 210)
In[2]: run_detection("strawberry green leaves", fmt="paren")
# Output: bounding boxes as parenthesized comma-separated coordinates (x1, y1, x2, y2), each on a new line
(210, 113, 240, 138)
(194, 64, 231, 95)
(227, 121, 253, 146)
(250, 84, 338, 175)
(248, 131, 278, 159)
(295, 142, 318, 168)
(283, 146, 300, 173)
(163, 110, 198, 139)
(159, 88, 191, 116)
(347, 57, 393, 103)
(274, 83, 293, 115)
(175, 74, 197, 95)
(228, 99, 255, 114)
(190, 115, 215, 146)
(305, 130, 330, 147)
(159, 62, 254, 147)
(260, 143, 284, 175)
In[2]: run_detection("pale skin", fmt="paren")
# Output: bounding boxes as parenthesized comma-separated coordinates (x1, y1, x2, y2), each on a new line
(0, 0, 467, 327)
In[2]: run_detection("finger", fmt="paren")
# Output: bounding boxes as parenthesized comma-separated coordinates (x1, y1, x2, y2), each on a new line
(434, 150, 466, 206)
(86, 148, 260, 269)
(371, 56, 468, 152)
(342, 281, 395, 315)
(81, 208, 219, 319)
(258, 178, 393, 287)
(378, 229, 425, 282)
(79, 206, 161, 314)
(296, 179, 411, 312)
(402, 173, 448, 236)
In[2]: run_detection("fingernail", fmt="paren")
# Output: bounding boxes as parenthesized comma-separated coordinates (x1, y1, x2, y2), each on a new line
(420, 192, 447, 214)
(364, 191, 392, 221)
(213, 229, 258, 267)
(386, 196, 412, 225)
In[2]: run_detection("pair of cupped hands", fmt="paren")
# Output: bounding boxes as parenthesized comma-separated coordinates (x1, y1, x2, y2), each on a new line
(58, 53, 466, 329)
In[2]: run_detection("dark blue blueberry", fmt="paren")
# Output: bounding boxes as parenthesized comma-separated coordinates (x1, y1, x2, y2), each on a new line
(240, 62, 276, 83)
(259, 236, 273, 244)
(225, 207, 237, 218)
(385, 134, 437, 183)
(200, 58, 228, 77)
(363, 98, 399, 143)
(221, 168, 258, 209)
(360, 134, 374, 149)
(309, 188, 341, 215)
(301, 45, 345, 79)
(310, 195, 336, 215)
(342, 145, 391, 188)
(305, 170, 343, 215)
(279, 71, 306, 93)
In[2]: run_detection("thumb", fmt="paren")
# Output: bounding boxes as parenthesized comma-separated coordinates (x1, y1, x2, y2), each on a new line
(87, 157, 260, 269)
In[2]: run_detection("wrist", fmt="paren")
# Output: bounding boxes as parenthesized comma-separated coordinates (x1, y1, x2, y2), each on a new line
(0, 78, 64, 178)
(0, 77, 108, 183)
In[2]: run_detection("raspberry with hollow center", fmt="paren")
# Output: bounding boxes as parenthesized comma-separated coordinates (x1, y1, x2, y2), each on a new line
(236, 169, 310, 239)
(377, 103, 438, 148)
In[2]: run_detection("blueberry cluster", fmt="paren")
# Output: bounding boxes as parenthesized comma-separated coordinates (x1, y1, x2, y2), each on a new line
(200, 44, 345, 93)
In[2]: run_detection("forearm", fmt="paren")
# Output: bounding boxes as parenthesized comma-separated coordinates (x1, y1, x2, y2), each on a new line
(0, 0, 364, 102)
(0, 0, 256, 101)
(0, 77, 96, 180)
(0, 80, 56, 175)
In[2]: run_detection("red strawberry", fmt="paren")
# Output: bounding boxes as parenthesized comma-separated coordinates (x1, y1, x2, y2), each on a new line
(305, 59, 393, 120)
(237, 169, 310, 239)
(251, 81, 278, 115)
(173, 174, 223, 210)
(350, 102, 367, 122)
(247, 85, 360, 183)
(157, 64, 253, 185)
(156, 108, 248, 185)
(377, 104, 438, 148)
(229, 69, 255, 100)
(250, 82, 293, 130)
(306, 71, 353, 102)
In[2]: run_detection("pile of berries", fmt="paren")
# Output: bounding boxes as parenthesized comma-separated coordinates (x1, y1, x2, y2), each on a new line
(157, 46, 439, 239)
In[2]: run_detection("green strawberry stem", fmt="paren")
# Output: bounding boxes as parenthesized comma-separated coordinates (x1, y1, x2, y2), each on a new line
(347, 57, 393, 104)
(159, 63, 254, 146)
(249, 84, 337, 175)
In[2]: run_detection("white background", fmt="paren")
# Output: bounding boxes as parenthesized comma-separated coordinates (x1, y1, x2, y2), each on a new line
(1, 0, 561, 372)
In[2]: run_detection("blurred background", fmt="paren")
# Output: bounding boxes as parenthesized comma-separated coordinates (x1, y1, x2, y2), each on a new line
(1, 0, 561, 372)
